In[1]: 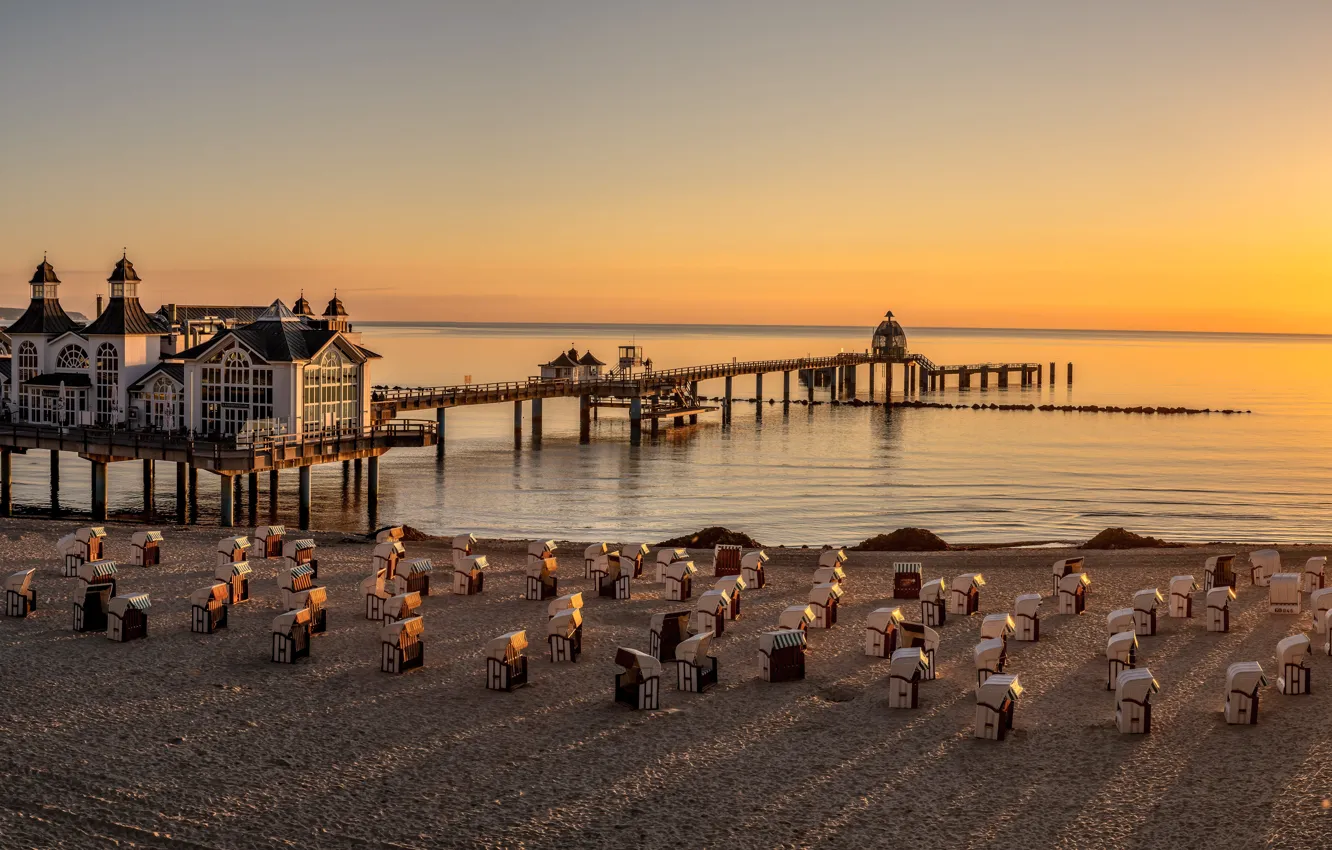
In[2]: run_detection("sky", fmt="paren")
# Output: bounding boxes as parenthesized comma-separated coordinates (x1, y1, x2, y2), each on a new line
(1, 1, 1329, 331)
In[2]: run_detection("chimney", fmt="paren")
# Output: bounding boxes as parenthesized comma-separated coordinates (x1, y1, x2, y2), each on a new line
(96, 294, 104, 317)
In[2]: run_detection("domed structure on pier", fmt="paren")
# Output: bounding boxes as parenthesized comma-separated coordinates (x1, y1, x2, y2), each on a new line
(872, 311, 908, 358)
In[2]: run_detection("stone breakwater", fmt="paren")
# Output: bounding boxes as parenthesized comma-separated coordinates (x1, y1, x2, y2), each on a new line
(709, 397, 1251, 415)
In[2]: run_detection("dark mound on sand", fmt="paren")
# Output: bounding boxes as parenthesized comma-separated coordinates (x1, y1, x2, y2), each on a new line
(364, 524, 439, 542)
(1080, 527, 1181, 550)
(851, 527, 950, 552)
(657, 527, 762, 548)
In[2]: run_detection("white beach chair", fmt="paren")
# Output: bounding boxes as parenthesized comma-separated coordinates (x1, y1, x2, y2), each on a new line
(583, 542, 609, 579)
(900, 621, 940, 681)
(1203, 554, 1237, 591)
(818, 548, 847, 570)
(527, 539, 558, 568)
(596, 554, 631, 600)
(950, 573, 985, 616)
(656, 548, 688, 584)
(381, 616, 425, 674)
(614, 647, 662, 710)
(893, 562, 923, 599)
(215, 561, 252, 605)
(920, 578, 947, 627)
(372, 540, 406, 576)
(778, 604, 816, 633)
(1302, 557, 1327, 594)
(4, 569, 37, 618)
(485, 630, 529, 691)
(61, 526, 106, 577)
(277, 565, 317, 611)
(812, 564, 847, 587)
(1132, 588, 1163, 636)
(1168, 575, 1198, 618)
(865, 607, 906, 657)
(664, 559, 698, 602)
(1224, 662, 1267, 724)
(271, 609, 311, 663)
(974, 638, 1007, 688)
(1207, 586, 1236, 632)
(1058, 573, 1090, 616)
(758, 630, 807, 682)
(253, 525, 285, 559)
(714, 575, 746, 620)
(282, 538, 318, 578)
(587, 548, 621, 587)
(676, 632, 718, 693)
(548, 591, 583, 619)
(548, 608, 583, 662)
(129, 530, 163, 567)
(1014, 593, 1041, 641)
(740, 550, 769, 588)
(189, 583, 229, 634)
(981, 613, 1016, 644)
(1276, 634, 1311, 695)
(1312, 587, 1332, 635)
(649, 610, 692, 661)
(526, 552, 558, 601)
(691, 589, 730, 637)
(361, 570, 391, 620)
(383, 591, 422, 624)
(453, 533, 478, 571)
(974, 674, 1022, 740)
(1269, 573, 1301, 614)
(1115, 668, 1158, 734)
(1107, 631, 1138, 690)
(1052, 557, 1085, 598)
(395, 557, 434, 596)
(888, 647, 930, 708)
(808, 582, 844, 629)
(292, 585, 328, 635)
(453, 555, 487, 595)
(215, 535, 250, 568)
(1107, 608, 1136, 636)
(713, 544, 743, 577)
(1249, 549, 1280, 587)
(107, 593, 150, 642)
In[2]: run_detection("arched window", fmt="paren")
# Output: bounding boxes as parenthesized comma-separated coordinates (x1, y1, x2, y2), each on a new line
(149, 374, 179, 431)
(303, 347, 358, 434)
(96, 342, 119, 424)
(56, 345, 89, 371)
(17, 342, 38, 383)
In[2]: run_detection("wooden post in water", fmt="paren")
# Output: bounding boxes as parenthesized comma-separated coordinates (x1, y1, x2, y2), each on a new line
(142, 459, 155, 519)
(219, 474, 233, 528)
(579, 394, 592, 441)
(176, 461, 188, 523)
(630, 397, 643, 438)
(755, 373, 763, 403)
(436, 407, 446, 459)
(867, 363, 875, 399)
(513, 400, 523, 444)
(367, 456, 379, 528)
(269, 468, 279, 520)
(886, 361, 894, 397)
(1067, 362, 1074, 386)
(91, 460, 107, 522)
(690, 381, 699, 423)
(532, 397, 543, 441)
(783, 371, 791, 404)
(50, 450, 60, 516)
(0, 449, 10, 518)
(298, 465, 311, 530)
(724, 376, 733, 422)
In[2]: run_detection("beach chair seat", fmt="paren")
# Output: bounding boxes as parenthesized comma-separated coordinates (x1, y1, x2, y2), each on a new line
(664, 560, 697, 601)
(1312, 587, 1332, 635)
(888, 647, 930, 708)
(1203, 554, 1236, 591)
(899, 621, 940, 681)
(614, 648, 662, 710)
(107, 593, 150, 642)
(1058, 573, 1090, 616)
(1168, 575, 1197, 618)
(713, 544, 743, 577)
(1224, 662, 1267, 724)
(974, 674, 1022, 740)
(254, 525, 286, 559)
(649, 610, 691, 662)
(382, 616, 425, 674)
(190, 583, 229, 634)
(1249, 549, 1280, 587)
(453, 555, 487, 595)
(1014, 593, 1041, 641)
(486, 630, 528, 691)
(1107, 631, 1137, 690)
(920, 578, 947, 627)
(1206, 587, 1235, 632)
(4, 569, 37, 618)
(1131, 589, 1162, 636)
(950, 573, 985, 617)
(714, 575, 746, 620)
(865, 606, 905, 657)
(758, 630, 807, 683)
(740, 550, 768, 588)
(215, 562, 252, 605)
(1276, 635, 1311, 695)
(893, 562, 922, 599)
(1302, 557, 1327, 594)
(1052, 557, 1085, 598)
(271, 609, 312, 663)
(1268, 573, 1301, 614)
(808, 582, 844, 629)
(130, 530, 163, 566)
(1115, 668, 1158, 734)
(676, 632, 719, 693)
(548, 608, 583, 662)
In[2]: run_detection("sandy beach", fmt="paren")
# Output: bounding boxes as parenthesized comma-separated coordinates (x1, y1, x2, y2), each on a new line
(2, 518, 1331, 849)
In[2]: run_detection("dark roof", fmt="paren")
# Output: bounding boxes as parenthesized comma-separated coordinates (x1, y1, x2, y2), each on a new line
(544, 352, 577, 368)
(108, 255, 141, 283)
(24, 372, 93, 388)
(30, 259, 60, 284)
(256, 300, 301, 322)
(5, 297, 81, 336)
(293, 294, 314, 316)
(578, 351, 605, 366)
(176, 324, 361, 364)
(0, 360, 9, 381)
(127, 362, 185, 391)
(323, 295, 347, 317)
(82, 297, 159, 335)
(155, 305, 268, 326)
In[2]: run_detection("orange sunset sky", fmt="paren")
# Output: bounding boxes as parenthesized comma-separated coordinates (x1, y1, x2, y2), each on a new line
(1, 2, 1329, 331)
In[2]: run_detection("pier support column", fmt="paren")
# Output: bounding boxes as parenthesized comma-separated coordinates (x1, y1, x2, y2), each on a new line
(269, 469, 279, 520)
(219, 474, 233, 528)
(886, 362, 894, 397)
(807, 371, 815, 402)
(1050, 362, 1056, 386)
(142, 459, 155, 519)
(755, 373, 763, 403)
(50, 450, 60, 517)
(91, 460, 107, 522)
(998, 370, 1009, 389)
(176, 462, 188, 523)
(868, 363, 875, 399)
(980, 368, 990, 389)
(783, 371, 791, 403)
(298, 465, 311, 530)
(0, 449, 11, 518)
(532, 398, 543, 441)
(579, 395, 592, 442)
(514, 400, 523, 444)
(1067, 362, 1074, 386)
(247, 472, 258, 524)
(630, 397, 643, 439)
(435, 407, 446, 459)
(367, 456, 379, 528)
(1037, 365, 1043, 386)
(188, 465, 198, 523)
(723, 377, 733, 423)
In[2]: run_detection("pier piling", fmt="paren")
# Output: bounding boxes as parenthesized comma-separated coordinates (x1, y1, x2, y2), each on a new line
(188, 465, 198, 523)
(514, 400, 523, 444)
(579, 394, 591, 442)
(176, 462, 188, 523)
(532, 398, 543, 441)
(436, 408, 446, 459)
(298, 465, 311, 530)
(1, 449, 10, 517)
(1067, 362, 1074, 385)
(367, 456, 379, 527)
(91, 460, 107, 522)
(783, 371, 791, 403)
(630, 397, 643, 438)
(269, 469, 279, 520)
(219, 474, 233, 528)
(142, 459, 155, 519)
(50, 450, 60, 516)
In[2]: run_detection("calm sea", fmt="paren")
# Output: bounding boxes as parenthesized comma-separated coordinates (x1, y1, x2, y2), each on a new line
(10, 323, 1332, 545)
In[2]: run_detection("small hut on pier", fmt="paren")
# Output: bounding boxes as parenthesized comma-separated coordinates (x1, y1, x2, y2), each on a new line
(691, 589, 730, 637)
(974, 638, 1007, 687)
(649, 610, 691, 662)
(614, 648, 662, 710)
(714, 575, 745, 620)
(1269, 573, 1301, 614)
(920, 578, 947, 627)
(888, 647, 930, 709)
(893, 563, 923, 599)
(1014, 593, 1041, 641)
(974, 674, 1022, 741)
(4, 569, 37, 618)
(676, 632, 718, 693)
(950, 573, 985, 617)
(1207, 586, 1236, 632)
(215, 536, 249, 567)
(1224, 662, 1267, 724)
(758, 630, 807, 683)
(486, 630, 528, 691)
(1115, 668, 1158, 734)
(741, 550, 768, 588)
(215, 561, 252, 605)
(1249, 550, 1280, 587)
(1051, 557, 1085, 598)
(453, 555, 487, 596)
(1107, 631, 1138, 690)
(900, 621, 940, 680)
(548, 608, 583, 662)
(864, 606, 906, 657)
(271, 609, 312, 663)
(713, 544, 743, 577)
(664, 559, 697, 602)
(1204, 554, 1237, 591)
(808, 582, 844, 629)
(129, 531, 163, 566)
(253, 525, 285, 559)
(381, 616, 425, 674)
(1277, 635, 1311, 695)
(190, 583, 229, 634)
(1058, 573, 1090, 616)
(107, 593, 150, 642)
(778, 604, 816, 633)
(1168, 575, 1198, 618)
(1132, 588, 1163, 636)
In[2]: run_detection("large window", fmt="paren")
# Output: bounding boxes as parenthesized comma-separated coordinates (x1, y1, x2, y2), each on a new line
(303, 349, 358, 434)
(201, 343, 276, 435)
(148, 375, 181, 431)
(17, 342, 37, 383)
(56, 345, 89, 371)
(96, 343, 119, 425)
